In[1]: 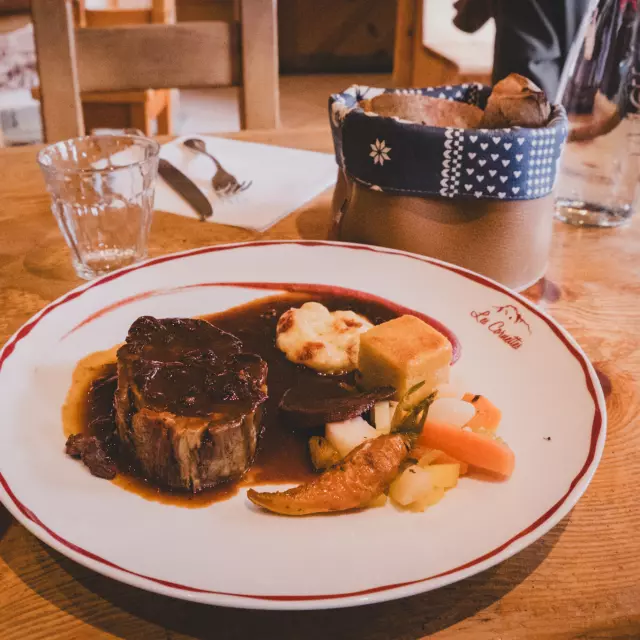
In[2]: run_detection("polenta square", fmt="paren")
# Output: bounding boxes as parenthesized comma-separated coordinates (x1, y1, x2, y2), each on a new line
(358, 315, 451, 400)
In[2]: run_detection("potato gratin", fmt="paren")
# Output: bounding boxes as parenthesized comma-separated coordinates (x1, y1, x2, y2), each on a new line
(275, 301, 372, 374)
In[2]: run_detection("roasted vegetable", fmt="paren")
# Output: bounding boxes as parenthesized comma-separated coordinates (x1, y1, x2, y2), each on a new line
(308, 435, 341, 471)
(417, 420, 515, 478)
(424, 463, 460, 489)
(391, 383, 437, 436)
(462, 393, 502, 432)
(247, 434, 409, 516)
(367, 493, 388, 508)
(428, 397, 476, 427)
(408, 486, 446, 512)
(325, 416, 379, 457)
(389, 465, 433, 506)
(373, 401, 392, 434)
(279, 379, 395, 429)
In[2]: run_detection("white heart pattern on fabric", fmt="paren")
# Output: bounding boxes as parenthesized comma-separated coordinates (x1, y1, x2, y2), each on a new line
(502, 160, 510, 167)
(517, 137, 525, 145)
(512, 187, 520, 194)
(516, 154, 523, 161)
(469, 135, 478, 142)
(474, 191, 482, 198)
(478, 159, 487, 166)
(500, 176, 508, 183)
(468, 152, 477, 159)
(498, 192, 506, 198)
(466, 168, 474, 175)
(504, 143, 512, 150)
(491, 154, 499, 161)
(492, 137, 501, 144)
(513, 171, 522, 178)
(480, 143, 488, 150)
(476, 175, 484, 182)
(443, 159, 451, 168)
(465, 184, 472, 191)
(444, 150, 452, 159)
(489, 170, 497, 177)
(487, 185, 495, 193)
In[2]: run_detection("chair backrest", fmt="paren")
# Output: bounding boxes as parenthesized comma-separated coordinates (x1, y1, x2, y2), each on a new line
(31, 0, 279, 142)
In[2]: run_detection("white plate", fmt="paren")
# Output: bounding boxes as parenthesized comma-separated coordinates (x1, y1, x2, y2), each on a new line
(0, 241, 606, 610)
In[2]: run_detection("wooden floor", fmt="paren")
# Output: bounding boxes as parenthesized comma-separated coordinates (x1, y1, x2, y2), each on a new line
(177, 73, 392, 134)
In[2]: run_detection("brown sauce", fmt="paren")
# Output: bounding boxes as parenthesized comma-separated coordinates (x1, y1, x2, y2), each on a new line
(63, 291, 438, 507)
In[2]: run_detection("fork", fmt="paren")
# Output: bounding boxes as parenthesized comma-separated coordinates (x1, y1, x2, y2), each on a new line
(183, 138, 252, 198)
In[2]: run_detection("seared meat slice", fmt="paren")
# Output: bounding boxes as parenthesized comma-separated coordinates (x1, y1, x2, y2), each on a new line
(65, 433, 117, 480)
(114, 316, 267, 492)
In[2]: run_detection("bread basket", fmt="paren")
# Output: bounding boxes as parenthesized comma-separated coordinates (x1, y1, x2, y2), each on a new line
(329, 84, 569, 291)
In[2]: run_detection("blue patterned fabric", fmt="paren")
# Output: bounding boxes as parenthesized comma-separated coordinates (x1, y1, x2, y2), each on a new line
(329, 84, 569, 201)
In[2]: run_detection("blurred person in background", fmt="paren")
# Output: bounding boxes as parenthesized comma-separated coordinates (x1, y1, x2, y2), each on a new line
(453, 0, 593, 99)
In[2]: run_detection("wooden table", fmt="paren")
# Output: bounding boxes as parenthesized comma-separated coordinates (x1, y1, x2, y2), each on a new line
(0, 127, 639, 639)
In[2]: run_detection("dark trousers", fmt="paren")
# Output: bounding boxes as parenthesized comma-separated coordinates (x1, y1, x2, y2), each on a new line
(455, 0, 592, 99)
(491, 0, 592, 99)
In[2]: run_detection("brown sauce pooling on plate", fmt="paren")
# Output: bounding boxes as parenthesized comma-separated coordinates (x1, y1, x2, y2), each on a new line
(63, 292, 416, 508)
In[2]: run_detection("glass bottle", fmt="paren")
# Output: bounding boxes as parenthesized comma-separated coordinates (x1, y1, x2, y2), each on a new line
(555, 0, 640, 227)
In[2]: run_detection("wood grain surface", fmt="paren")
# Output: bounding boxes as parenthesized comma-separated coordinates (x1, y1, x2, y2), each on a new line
(0, 127, 639, 639)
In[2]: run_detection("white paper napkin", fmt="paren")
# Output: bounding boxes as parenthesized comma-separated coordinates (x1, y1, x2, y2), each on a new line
(154, 135, 337, 232)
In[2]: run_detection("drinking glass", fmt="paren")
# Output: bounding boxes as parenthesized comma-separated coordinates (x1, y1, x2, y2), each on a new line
(38, 135, 160, 279)
(555, 0, 640, 227)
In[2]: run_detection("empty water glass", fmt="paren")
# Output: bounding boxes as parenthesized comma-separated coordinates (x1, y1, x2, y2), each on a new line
(38, 135, 160, 279)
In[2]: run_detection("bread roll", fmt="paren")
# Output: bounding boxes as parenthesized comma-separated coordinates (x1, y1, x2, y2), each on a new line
(480, 74, 551, 128)
(360, 93, 483, 129)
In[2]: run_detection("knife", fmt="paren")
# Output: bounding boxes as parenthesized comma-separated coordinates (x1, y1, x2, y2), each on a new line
(158, 158, 213, 221)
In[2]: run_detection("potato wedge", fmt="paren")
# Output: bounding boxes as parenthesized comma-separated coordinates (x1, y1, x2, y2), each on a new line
(247, 434, 409, 516)
(425, 463, 460, 489)
(389, 465, 433, 506)
(408, 486, 446, 512)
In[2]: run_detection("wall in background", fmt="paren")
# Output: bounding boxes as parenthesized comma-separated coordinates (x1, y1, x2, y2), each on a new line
(177, 0, 394, 74)
(278, 0, 395, 73)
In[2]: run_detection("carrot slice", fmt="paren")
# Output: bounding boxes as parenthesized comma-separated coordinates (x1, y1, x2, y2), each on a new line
(417, 420, 515, 478)
(463, 393, 502, 432)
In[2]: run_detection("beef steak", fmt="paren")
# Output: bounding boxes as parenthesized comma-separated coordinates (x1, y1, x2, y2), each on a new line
(114, 316, 267, 492)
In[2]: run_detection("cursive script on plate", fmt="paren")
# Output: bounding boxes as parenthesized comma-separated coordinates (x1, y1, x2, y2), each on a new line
(470, 304, 531, 350)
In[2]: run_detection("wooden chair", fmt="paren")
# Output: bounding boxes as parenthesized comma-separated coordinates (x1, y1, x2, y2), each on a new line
(31, 0, 279, 142)
(393, 0, 492, 88)
(33, 0, 175, 137)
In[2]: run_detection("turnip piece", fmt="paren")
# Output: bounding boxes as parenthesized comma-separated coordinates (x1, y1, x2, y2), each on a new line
(325, 416, 380, 458)
(428, 397, 476, 427)
(373, 401, 392, 434)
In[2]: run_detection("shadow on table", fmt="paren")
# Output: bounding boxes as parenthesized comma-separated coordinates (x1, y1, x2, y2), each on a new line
(0, 506, 12, 542)
(4, 515, 569, 640)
